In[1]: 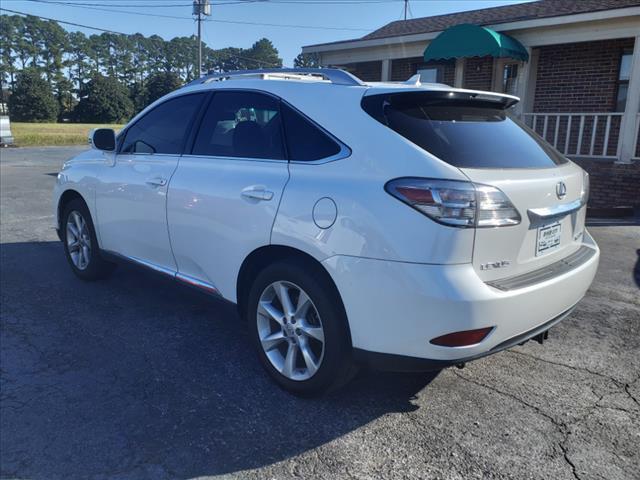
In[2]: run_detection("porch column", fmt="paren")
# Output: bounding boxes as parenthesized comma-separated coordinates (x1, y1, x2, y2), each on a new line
(618, 35, 640, 164)
(514, 47, 537, 118)
(454, 58, 464, 87)
(381, 58, 391, 82)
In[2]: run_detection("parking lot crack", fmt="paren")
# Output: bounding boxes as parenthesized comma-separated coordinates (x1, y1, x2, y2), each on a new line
(507, 350, 624, 387)
(558, 439, 581, 480)
(452, 370, 559, 425)
(453, 370, 593, 480)
(624, 377, 640, 408)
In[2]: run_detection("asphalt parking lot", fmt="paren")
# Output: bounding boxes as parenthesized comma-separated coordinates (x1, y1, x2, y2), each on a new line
(1, 146, 639, 480)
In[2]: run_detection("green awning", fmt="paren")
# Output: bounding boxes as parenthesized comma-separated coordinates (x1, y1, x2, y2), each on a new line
(424, 24, 529, 62)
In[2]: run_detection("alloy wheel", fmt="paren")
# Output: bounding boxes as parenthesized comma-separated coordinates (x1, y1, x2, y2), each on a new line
(257, 281, 325, 381)
(66, 210, 91, 270)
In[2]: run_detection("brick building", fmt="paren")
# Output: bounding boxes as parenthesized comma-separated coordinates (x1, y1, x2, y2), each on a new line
(302, 0, 640, 209)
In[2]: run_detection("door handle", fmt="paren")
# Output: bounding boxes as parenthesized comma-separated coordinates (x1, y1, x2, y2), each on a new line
(241, 187, 274, 201)
(146, 177, 167, 187)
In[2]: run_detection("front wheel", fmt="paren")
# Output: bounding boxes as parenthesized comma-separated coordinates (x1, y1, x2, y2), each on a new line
(247, 259, 357, 396)
(61, 198, 116, 281)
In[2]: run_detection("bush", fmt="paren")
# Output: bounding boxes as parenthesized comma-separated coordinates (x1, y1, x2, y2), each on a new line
(8, 69, 59, 122)
(73, 74, 134, 123)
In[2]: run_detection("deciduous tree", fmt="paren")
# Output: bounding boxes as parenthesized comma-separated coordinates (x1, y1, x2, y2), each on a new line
(73, 74, 133, 123)
(8, 68, 59, 121)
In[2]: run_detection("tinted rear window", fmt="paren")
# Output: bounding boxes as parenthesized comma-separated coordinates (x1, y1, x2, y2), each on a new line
(362, 92, 567, 168)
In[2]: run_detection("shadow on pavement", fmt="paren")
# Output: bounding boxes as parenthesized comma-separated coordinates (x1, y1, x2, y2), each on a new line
(0, 241, 438, 479)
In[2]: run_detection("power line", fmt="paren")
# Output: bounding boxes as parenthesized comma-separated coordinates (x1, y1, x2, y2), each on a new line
(1, 0, 418, 4)
(6, 0, 265, 7)
(0, 6, 284, 68)
(0, 7, 128, 34)
(31, 1, 194, 7)
(20, 0, 195, 19)
(15, 0, 374, 30)
(206, 18, 370, 31)
(3, 0, 526, 2)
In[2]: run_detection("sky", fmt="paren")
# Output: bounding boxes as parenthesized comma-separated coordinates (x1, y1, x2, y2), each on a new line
(1, 0, 533, 66)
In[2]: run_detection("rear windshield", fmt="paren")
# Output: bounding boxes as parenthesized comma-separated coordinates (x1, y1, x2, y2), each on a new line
(362, 92, 567, 168)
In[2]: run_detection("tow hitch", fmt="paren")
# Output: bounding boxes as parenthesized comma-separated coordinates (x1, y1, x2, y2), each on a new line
(529, 330, 549, 345)
(533, 330, 549, 345)
(518, 329, 549, 346)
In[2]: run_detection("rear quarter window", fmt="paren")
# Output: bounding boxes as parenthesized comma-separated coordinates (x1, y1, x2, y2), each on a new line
(281, 103, 341, 161)
(362, 92, 567, 169)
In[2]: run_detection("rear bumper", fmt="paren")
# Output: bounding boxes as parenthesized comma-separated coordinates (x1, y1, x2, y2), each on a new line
(322, 230, 599, 366)
(353, 305, 575, 372)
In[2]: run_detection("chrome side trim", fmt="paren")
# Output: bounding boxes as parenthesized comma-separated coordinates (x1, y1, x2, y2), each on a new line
(527, 199, 584, 227)
(181, 154, 286, 164)
(486, 245, 597, 291)
(280, 97, 352, 165)
(126, 255, 176, 277)
(175, 272, 219, 295)
(289, 141, 352, 165)
(104, 251, 221, 296)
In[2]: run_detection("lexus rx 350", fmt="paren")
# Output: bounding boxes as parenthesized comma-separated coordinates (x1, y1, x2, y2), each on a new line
(53, 68, 599, 395)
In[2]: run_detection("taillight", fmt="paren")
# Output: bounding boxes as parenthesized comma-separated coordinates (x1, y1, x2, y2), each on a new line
(581, 171, 589, 204)
(474, 184, 521, 227)
(385, 178, 521, 228)
(430, 327, 493, 347)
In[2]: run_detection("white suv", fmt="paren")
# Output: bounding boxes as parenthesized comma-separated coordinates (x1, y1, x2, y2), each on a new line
(53, 68, 599, 395)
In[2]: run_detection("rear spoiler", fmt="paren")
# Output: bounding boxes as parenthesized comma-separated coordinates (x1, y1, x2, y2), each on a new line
(363, 87, 519, 109)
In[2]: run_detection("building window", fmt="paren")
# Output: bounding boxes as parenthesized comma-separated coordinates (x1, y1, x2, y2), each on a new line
(615, 51, 632, 112)
(502, 63, 519, 95)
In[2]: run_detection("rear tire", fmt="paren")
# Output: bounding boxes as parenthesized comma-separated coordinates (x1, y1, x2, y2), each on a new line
(61, 198, 116, 281)
(246, 258, 357, 396)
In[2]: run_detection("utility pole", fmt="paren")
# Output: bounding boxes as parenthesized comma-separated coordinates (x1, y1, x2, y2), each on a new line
(193, 0, 211, 78)
(404, 0, 408, 21)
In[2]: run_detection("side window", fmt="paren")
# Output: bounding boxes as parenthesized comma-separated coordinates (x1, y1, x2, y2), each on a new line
(192, 91, 285, 160)
(121, 93, 205, 155)
(281, 103, 341, 161)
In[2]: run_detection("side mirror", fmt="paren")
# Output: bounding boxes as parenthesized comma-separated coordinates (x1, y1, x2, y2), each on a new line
(90, 128, 116, 151)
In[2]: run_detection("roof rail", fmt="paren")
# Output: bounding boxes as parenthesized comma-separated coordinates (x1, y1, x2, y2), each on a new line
(186, 68, 365, 87)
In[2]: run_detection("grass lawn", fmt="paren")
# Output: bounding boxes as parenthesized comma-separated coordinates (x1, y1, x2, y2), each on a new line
(11, 122, 125, 147)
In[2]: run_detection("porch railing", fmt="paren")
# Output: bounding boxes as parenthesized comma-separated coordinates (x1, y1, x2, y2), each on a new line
(523, 112, 624, 159)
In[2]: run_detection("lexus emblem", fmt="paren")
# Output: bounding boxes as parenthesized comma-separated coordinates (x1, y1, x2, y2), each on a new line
(556, 181, 567, 200)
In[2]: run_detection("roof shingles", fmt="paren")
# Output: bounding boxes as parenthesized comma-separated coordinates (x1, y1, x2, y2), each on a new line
(307, 0, 640, 47)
